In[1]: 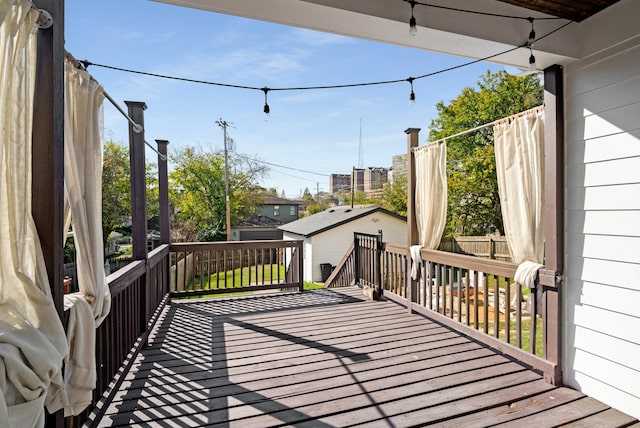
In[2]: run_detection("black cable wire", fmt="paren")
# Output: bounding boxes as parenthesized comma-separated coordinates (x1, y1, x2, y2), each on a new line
(82, 21, 572, 97)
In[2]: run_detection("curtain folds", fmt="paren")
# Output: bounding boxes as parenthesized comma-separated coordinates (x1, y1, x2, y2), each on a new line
(411, 142, 447, 280)
(0, 2, 68, 426)
(494, 106, 545, 288)
(62, 61, 110, 416)
(414, 142, 448, 250)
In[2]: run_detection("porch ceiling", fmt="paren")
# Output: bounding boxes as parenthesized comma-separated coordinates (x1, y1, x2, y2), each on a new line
(152, 0, 624, 70)
(496, 0, 620, 22)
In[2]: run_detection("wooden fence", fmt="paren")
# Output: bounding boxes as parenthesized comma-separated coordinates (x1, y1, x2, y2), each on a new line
(438, 235, 511, 261)
(169, 240, 304, 297)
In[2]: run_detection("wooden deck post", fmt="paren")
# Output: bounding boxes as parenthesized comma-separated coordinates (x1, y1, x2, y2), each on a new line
(541, 65, 564, 385)
(32, 1, 65, 426)
(125, 101, 149, 333)
(405, 128, 420, 314)
(126, 101, 148, 261)
(155, 140, 170, 245)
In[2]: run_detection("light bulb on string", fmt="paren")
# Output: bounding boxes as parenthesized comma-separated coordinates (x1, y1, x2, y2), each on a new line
(409, 1, 417, 36)
(407, 77, 416, 108)
(262, 87, 270, 121)
(527, 17, 536, 43)
(528, 45, 537, 71)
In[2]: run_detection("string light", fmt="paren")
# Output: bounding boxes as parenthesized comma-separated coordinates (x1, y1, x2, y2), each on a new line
(407, 77, 416, 107)
(528, 44, 537, 71)
(527, 17, 536, 43)
(526, 17, 537, 71)
(262, 87, 270, 120)
(81, 12, 573, 115)
(408, 0, 418, 36)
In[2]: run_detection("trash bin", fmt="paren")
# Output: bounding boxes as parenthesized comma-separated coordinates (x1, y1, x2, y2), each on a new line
(320, 263, 334, 282)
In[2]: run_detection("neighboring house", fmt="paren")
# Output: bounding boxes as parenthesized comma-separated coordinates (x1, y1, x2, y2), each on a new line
(231, 215, 284, 241)
(258, 194, 301, 223)
(279, 205, 407, 282)
(231, 194, 301, 241)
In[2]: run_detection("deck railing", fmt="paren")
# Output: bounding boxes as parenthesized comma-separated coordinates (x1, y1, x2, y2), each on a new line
(328, 233, 561, 384)
(66, 244, 171, 427)
(169, 240, 304, 297)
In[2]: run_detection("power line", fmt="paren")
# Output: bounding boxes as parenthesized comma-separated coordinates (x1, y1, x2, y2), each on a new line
(235, 153, 329, 177)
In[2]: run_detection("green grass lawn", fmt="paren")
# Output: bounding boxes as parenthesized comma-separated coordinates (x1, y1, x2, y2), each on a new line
(191, 263, 285, 288)
(177, 262, 324, 299)
(479, 315, 544, 357)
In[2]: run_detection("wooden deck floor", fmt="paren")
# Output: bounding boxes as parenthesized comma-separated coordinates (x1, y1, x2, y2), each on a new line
(94, 287, 638, 427)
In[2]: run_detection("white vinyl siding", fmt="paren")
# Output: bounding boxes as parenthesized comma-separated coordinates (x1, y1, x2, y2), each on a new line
(308, 214, 406, 282)
(285, 213, 406, 282)
(563, 29, 640, 418)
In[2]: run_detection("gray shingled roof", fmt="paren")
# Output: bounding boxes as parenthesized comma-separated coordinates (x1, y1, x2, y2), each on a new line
(260, 194, 301, 205)
(278, 205, 405, 237)
(235, 215, 284, 228)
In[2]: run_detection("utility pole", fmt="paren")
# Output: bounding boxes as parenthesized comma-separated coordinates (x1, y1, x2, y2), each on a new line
(216, 119, 233, 241)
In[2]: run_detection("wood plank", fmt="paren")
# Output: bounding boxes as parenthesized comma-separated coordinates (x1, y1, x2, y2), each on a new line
(431, 385, 584, 427)
(352, 380, 558, 427)
(561, 407, 640, 427)
(496, 396, 610, 426)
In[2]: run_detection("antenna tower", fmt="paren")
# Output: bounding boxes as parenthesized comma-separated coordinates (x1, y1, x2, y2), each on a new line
(358, 118, 364, 169)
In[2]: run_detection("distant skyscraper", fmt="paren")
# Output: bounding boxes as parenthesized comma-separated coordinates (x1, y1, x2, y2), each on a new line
(329, 174, 351, 194)
(392, 154, 407, 181)
(364, 167, 389, 191)
(352, 168, 365, 192)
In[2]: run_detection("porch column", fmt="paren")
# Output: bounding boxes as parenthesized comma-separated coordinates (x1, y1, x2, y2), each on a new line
(541, 65, 564, 385)
(32, 2, 65, 426)
(32, 0, 65, 320)
(125, 101, 148, 261)
(405, 128, 421, 314)
(155, 139, 170, 245)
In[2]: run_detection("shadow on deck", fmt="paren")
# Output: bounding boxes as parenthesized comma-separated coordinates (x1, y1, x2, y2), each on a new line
(93, 287, 638, 427)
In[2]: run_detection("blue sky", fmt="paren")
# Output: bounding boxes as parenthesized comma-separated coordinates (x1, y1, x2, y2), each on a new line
(65, 0, 504, 198)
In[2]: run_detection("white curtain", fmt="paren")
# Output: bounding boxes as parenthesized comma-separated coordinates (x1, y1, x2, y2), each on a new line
(494, 106, 545, 288)
(411, 142, 447, 279)
(0, 2, 68, 426)
(62, 61, 111, 416)
(415, 142, 448, 249)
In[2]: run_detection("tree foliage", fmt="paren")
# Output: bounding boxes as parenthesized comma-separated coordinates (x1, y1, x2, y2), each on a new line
(428, 70, 543, 236)
(102, 141, 131, 242)
(169, 147, 268, 241)
(381, 174, 407, 217)
(102, 140, 159, 242)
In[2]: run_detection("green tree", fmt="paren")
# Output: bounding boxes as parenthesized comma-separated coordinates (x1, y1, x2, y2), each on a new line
(302, 187, 313, 201)
(381, 175, 407, 217)
(429, 70, 543, 236)
(169, 147, 268, 241)
(102, 141, 131, 242)
(102, 140, 160, 242)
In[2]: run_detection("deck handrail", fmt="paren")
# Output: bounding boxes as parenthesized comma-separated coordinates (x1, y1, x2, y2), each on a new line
(327, 233, 561, 385)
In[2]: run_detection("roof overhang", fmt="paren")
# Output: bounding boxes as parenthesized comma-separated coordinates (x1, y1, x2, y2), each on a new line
(151, 0, 624, 72)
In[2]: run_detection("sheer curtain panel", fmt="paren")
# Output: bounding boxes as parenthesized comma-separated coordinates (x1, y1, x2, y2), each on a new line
(494, 106, 545, 288)
(411, 142, 447, 279)
(62, 61, 111, 416)
(0, 2, 68, 426)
